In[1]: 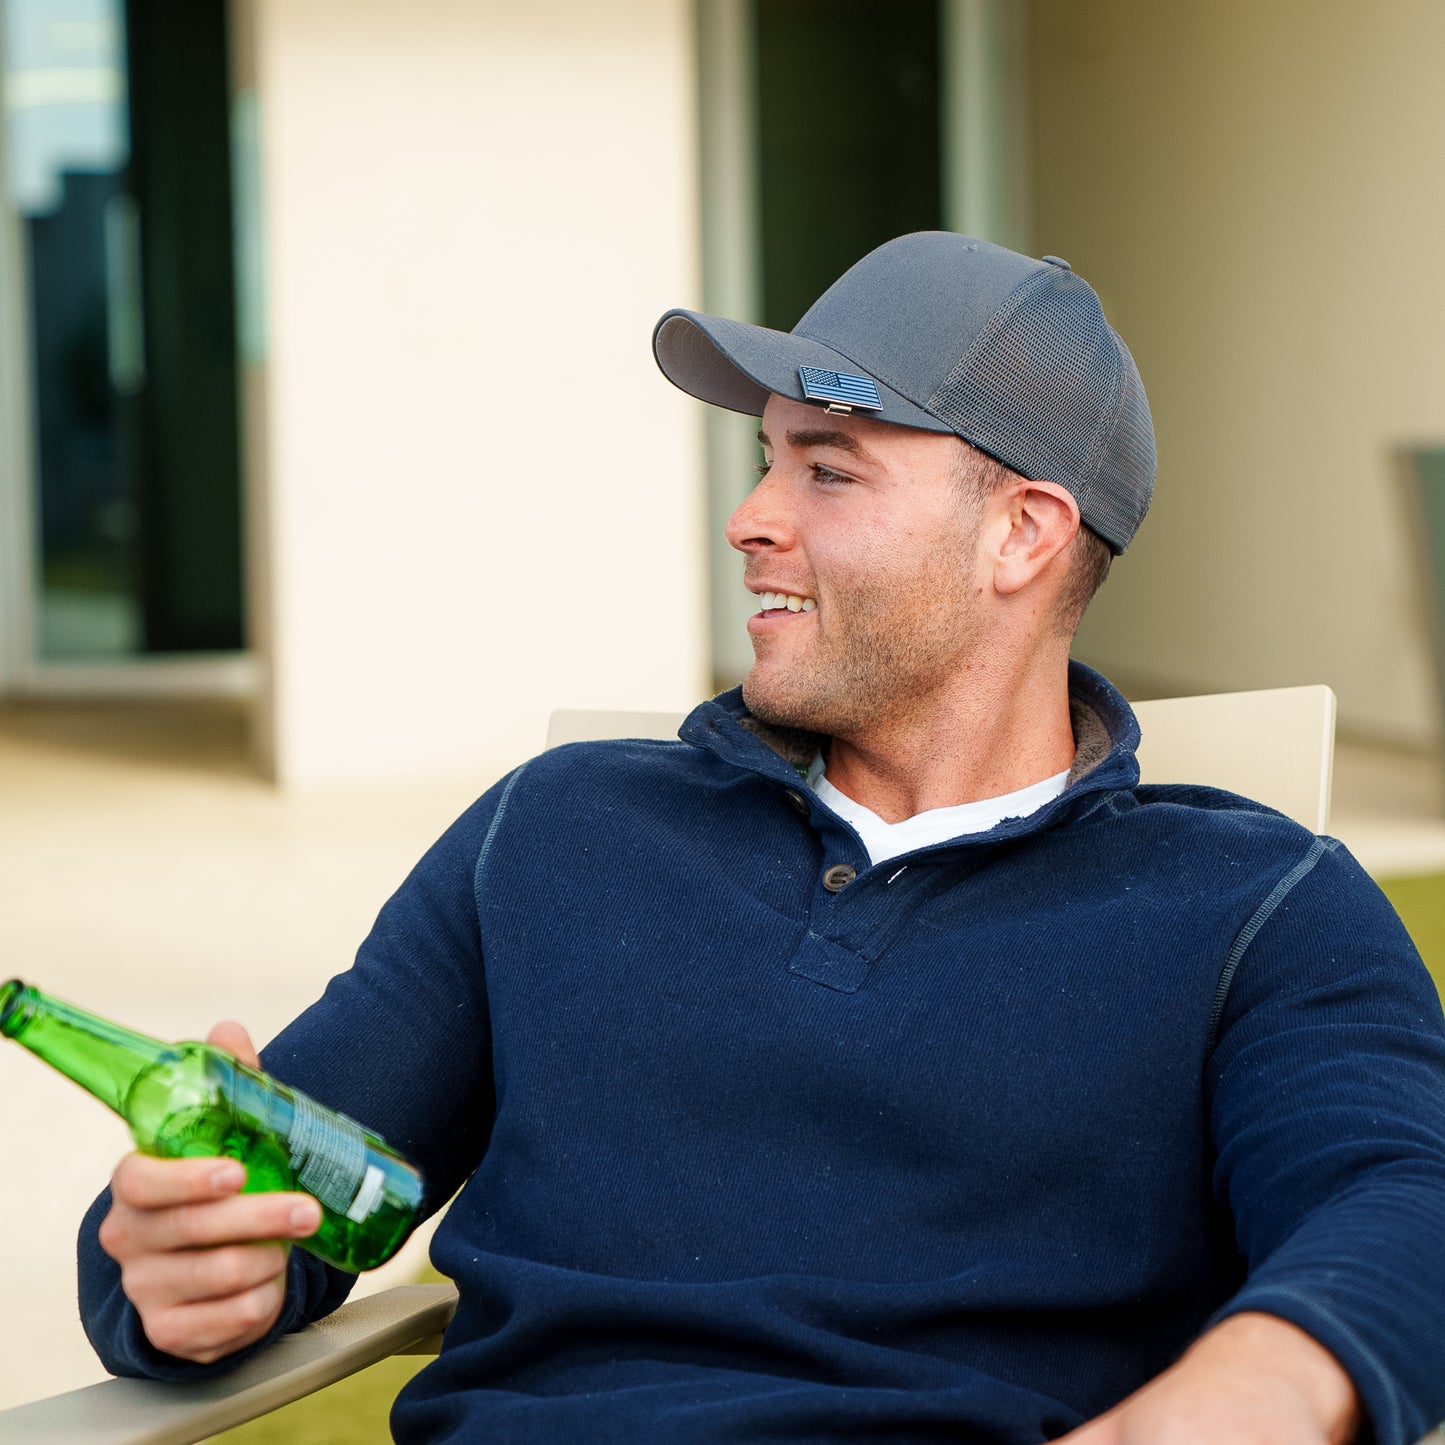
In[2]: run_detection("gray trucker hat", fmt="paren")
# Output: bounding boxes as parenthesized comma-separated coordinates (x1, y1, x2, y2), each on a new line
(652, 231, 1155, 553)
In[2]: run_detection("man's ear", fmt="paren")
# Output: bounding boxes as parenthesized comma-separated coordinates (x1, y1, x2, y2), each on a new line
(991, 482, 1081, 597)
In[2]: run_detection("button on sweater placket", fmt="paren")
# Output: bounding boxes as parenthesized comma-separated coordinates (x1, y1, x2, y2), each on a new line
(785, 859, 933, 994)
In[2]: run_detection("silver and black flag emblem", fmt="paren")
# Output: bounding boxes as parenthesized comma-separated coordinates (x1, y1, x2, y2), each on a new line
(798, 366, 883, 412)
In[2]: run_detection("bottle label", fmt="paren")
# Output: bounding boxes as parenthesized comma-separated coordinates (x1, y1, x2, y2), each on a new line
(287, 1093, 373, 1219)
(347, 1164, 386, 1223)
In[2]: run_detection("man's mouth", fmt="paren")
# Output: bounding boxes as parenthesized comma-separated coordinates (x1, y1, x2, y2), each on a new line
(756, 591, 816, 614)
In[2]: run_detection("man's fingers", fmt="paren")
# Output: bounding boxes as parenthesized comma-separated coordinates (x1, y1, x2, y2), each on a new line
(205, 1019, 262, 1070)
(122, 1240, 291, 1309)
(111, 1152, 246, 1210)
(98, 1141, 318, 1367)
(155, 1192, 321, 1251)
(105, 1188, 321, 1255)
(100, 1167, 322, 1266)
(140, 1277, 289, 1365)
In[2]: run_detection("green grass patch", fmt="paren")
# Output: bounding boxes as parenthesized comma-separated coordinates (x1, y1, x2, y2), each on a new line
(1379, 872, 1445, 1000)
(209, 1354, 430, 1444)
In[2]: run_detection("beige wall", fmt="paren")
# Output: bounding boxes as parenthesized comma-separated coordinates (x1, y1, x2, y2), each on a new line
(245, 0, 707, 787)
(1033, 1, 1445, 747)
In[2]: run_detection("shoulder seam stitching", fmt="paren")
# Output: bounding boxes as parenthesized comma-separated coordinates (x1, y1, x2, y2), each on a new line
(1205, 835, 1341, 1051)
(474, 761, 531, 897)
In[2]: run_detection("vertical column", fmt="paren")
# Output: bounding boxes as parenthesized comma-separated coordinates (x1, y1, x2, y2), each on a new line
(250, 0, 708, 787)
(940, 0, 1034, 254)
(696, 0, 761, 690)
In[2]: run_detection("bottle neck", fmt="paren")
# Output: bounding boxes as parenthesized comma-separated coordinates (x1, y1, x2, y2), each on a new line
(0, 978, 177, 1116)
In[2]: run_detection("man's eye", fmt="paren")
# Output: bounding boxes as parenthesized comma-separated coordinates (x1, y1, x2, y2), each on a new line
(813, 465, 851, 485)
(754, 461, 771, 479)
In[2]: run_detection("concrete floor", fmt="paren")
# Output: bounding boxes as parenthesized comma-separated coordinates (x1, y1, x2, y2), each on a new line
(1, 698, 1443, 1413)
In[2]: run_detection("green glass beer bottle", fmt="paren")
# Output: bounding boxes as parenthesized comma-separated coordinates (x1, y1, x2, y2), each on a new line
(0, 978, 423, 1272)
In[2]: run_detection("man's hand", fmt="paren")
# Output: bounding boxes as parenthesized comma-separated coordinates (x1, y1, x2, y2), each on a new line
(96, 1022, 323, 1365)
(1056, 1312, 1360, 1445)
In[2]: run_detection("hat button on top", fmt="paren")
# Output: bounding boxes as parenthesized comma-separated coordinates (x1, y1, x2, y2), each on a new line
(822, 863, 857, 893)
(1041, 255, 1072, 270)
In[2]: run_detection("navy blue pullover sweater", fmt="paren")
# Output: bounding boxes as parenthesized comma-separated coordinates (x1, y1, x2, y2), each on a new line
(79, 665, 1445, 1443)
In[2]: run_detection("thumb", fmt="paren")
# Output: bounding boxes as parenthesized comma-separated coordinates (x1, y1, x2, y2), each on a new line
(206, 1019, 262, 1070)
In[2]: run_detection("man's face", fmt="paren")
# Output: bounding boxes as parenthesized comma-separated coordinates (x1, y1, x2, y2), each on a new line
(725, 394, 989, 741)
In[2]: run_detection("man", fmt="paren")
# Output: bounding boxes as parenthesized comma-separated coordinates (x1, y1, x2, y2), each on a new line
(80, 233, 1445, 1443)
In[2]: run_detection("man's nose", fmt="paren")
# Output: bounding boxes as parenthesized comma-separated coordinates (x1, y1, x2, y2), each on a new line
(725, 469, 794, 554)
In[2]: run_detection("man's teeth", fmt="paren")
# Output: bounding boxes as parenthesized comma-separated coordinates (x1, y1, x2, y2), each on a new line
(758, 592, 816, 613)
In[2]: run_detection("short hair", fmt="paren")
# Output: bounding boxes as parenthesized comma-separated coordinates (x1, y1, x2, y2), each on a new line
(950, 441, 1112, 636)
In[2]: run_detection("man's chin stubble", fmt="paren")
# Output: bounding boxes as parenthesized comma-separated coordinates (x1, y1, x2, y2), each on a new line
(741, 671, 855, 737)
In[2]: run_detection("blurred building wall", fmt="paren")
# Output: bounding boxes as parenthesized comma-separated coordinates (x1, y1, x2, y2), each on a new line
(1033, 0, 1445, 747)
(237, 0, 708, 787)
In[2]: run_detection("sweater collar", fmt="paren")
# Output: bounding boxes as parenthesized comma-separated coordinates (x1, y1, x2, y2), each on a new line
(679, 660, 1141, 834)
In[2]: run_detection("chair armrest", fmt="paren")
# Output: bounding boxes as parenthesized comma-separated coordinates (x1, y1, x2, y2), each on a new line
(0, 1281, 458, 1445)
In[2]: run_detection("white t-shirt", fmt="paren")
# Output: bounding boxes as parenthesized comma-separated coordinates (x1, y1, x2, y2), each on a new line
(806, 752, 1071, 867)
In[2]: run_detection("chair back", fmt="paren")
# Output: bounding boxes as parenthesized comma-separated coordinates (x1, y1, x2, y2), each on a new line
(1132, 685, 1335, 832)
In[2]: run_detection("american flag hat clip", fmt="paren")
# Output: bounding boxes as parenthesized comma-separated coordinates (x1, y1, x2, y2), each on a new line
(798, 366, 883, 414)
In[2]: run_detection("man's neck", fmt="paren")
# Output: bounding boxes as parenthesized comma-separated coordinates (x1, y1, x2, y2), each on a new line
(821, 662, 1077, 824)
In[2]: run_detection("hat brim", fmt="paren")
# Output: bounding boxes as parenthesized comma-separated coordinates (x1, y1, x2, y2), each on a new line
(652, 309, 953, 435)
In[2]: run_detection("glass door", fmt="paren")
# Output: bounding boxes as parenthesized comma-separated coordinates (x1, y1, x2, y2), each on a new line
(1, 0, 243, 675)
(4, 0, 135, 660)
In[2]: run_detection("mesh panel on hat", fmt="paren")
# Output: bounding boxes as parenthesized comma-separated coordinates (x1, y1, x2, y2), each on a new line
(1084, 336, 1155, 553)
(926, 270, 1154, 552)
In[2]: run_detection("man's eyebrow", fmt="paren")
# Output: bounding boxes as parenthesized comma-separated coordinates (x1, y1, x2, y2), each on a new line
(755, 427, 880, 465)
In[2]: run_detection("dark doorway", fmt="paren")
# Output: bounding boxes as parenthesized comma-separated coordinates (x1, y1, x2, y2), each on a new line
(753, 0, 944, 333)
(124, 0, 243, 652)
